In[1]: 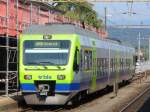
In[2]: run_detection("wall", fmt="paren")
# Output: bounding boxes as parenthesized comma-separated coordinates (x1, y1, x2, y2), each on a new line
(0, 0, 107, 38)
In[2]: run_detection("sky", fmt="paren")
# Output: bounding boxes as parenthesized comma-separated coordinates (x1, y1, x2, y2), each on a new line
(93, 2, 150, 26)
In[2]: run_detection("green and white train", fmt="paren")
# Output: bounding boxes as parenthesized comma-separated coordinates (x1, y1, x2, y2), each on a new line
(19, 23, 135, 105)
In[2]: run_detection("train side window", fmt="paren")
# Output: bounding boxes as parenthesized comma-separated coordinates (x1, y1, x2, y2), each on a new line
(84, 50, 92, 70)
(84, 51, 88, 70)
(102, 58, 105, 76)
(121, 58, 123, 70)
(110, 59, 112, 72)
(114, 59, 116, 71)
(100, 58, 102, 74)
(97, 58, 100, 76)
(110, 58, 111, 72)
(104, 58, 106, 74)
(112, 59, 114, 72)
(112, 58, 113, 72)
(127, 59, 131, 68)
(123, 59, 126, 70)
(126, 59, 129, 68)
(113, 58, 115, 72)
(89, 51, 92, 69)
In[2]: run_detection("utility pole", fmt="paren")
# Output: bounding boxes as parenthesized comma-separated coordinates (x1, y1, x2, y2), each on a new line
(137, 36, 150, 61)
(148, 37, 150, 60)
(138, 32, 141, 62)
(6, 0, 9, 96)
(16, 0, 19, 94)
(104, 7, 107, 31)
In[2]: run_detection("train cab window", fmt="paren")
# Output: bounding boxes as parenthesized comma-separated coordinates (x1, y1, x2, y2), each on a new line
(73, 47, 79, 71)
(84, 50, 92, 70)
(80, 50, 83, 70)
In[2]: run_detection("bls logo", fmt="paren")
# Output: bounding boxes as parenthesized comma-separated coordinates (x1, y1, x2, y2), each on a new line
(38, 75, 51, 79)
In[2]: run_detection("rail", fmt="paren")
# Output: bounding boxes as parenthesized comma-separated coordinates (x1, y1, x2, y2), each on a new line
(120, 84, 150, 112)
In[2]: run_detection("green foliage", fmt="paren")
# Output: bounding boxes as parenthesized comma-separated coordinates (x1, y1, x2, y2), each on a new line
(53, 0, 103, 28)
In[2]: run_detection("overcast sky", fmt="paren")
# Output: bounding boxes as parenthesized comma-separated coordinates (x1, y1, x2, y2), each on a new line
(93, 2, 150, 26)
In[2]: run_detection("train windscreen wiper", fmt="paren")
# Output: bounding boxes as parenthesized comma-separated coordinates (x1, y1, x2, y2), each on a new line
(27, 62, 48, 69)
(39, 61, 64, 70)
(26, 62, 65, 70)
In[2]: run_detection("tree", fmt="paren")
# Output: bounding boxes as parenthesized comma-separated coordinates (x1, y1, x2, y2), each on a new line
(52, 0, 104, 28)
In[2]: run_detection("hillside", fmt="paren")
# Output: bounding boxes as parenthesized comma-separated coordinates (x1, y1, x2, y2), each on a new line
(108, 27, 150, 47)
(108, 27, 150, 59)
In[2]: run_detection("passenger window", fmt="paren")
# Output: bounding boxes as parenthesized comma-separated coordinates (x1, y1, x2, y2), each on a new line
(84, 50, 92, 70)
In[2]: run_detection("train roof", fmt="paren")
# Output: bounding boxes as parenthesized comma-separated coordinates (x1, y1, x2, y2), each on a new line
(23, 23, 134, 50)
(23, 23, 99, 39)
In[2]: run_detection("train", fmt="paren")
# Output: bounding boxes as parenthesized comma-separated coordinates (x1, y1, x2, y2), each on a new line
(19, 23, 135, 105)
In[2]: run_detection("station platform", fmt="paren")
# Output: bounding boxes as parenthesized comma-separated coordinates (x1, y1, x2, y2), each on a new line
(0, 93, 23, 112)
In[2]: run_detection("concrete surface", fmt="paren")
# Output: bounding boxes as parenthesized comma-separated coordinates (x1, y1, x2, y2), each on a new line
(64, 75, 150, 112)
(0, 96, 18, 112)
(0, 92, 23, 112)
(0, 75, 150, 112)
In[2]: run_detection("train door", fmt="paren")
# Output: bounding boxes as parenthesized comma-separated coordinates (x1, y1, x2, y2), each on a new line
(83, 49, 92, 89)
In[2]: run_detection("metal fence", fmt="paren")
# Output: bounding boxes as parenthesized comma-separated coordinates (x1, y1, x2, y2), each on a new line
(0, 36, 18, 96)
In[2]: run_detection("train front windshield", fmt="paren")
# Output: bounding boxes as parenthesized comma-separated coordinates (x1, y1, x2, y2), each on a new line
(23, 40, 70, 66)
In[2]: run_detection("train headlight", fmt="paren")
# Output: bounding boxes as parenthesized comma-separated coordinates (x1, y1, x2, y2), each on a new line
(57, 75, 65, 80)
(24, 75, 32, 80)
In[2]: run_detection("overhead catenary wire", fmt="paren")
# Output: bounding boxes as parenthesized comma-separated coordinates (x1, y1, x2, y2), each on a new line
(29, 0, 150, 2)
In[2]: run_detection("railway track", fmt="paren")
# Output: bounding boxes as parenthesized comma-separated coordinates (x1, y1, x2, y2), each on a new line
(119, 84, 150, 112)
(20, 106, 65, 112)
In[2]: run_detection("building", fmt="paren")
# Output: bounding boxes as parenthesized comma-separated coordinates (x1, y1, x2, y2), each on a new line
(0, 0, 107, 94)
